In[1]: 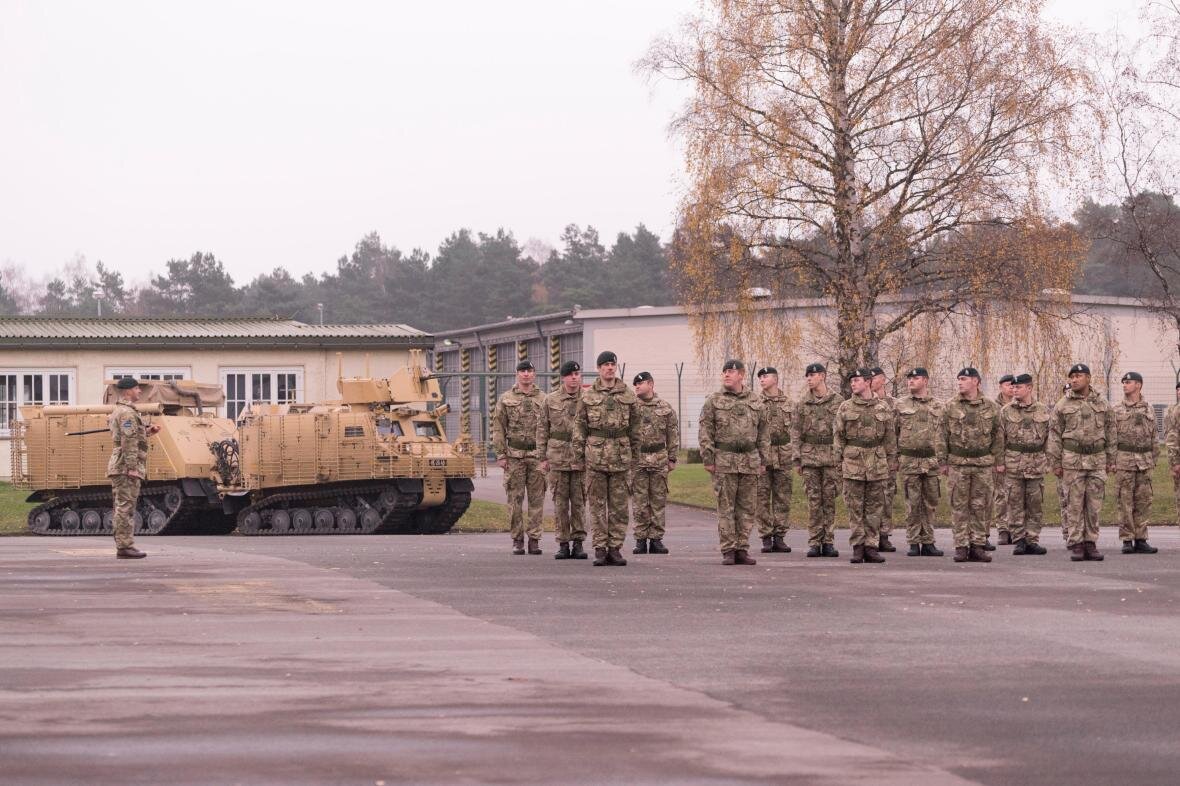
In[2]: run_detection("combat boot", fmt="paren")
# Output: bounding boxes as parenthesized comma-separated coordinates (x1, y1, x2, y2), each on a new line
(806, 545, 822, 558)
(633, 538, 649, 555)
(907, 543, 921, 557)
(648, 538, 669, 554)
(953, 547, 969, 562)
(554, 542, 572, 560)
(571, 541, 588, 559)
(116, 546, 146, 560)
(1122, 540, 1135, 554)
(771, 534, 791, 553)
(512, 537, 525, 556)
(863, 546, 886, 564)
(1069, 543, 1085, 561)
(998, 531, 1012, 545)
(1024, 541, 1047, 555)
(821, 543, 839, 558)
(1083, 541, 1104, 561)
(878, 534, 896, 552)
(968, 544, 992, 562)
(849, 545, 865, 564)
(760, 535, 774, 553)
(1134, 539, 1158, 554)
(527, 537, 542, 555)
(722, 550, 736, 565)
(983, 539, 997, 551)
(605, 547, 628, 566)
(1012, 539, 1029, 555)
(734, 549, 757, 565)
(921, 543, 944, 557)
(593, 547, 608, 566)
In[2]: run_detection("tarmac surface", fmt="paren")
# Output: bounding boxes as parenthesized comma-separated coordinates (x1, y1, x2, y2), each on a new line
(3, 475, 1180, 785)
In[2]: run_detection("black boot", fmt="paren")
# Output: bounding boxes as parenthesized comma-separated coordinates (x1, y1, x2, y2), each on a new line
(821, 542, 839, 558)
(863, 546, 886, 563)
(512, 537, 525, 556)
(920, 543, 944, 557)
(606, 547, 628, 566)
(998, 531, 1012, 545)
(771, 534, 791, 553)
(1024, 540, 1047, 555)
(806, 545, 822, 558)
(968, 544, 992, 563)
(648, 538, 669, 554)
(722, 550, 736, 565)
(849, 545, 865, 564)
(593, 547, 608, 566)
(734, 549, 757, 565)
(953, 547, 969, 562)
(906, 543, 921, 557)
(1134, 539, 1158, 554)
(878, 534, 896, 552)
(571, 541, 588, 559)
(527, 537, 542, 555)
(554, 542, 572, 560)
(983, 539, 996, 551)
(1122, 540, 1135, 554)
(1083, 541, 1104, 561)
(1012, 539, 1029, 555)
(761, 535, 774, 553)
(116, 546, 146, 559)
(633, 538, 648, 554)
(1069, 543, 1085, 561)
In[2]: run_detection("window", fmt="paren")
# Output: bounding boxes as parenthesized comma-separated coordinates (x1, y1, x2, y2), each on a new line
(220, 368, 303, 420)
(0, 369, 75, 435)
(107, 367, 189, 381)
(413, 421, 440, 437)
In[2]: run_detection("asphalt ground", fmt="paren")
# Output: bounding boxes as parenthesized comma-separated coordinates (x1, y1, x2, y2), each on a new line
(3, 476, 1180, 785)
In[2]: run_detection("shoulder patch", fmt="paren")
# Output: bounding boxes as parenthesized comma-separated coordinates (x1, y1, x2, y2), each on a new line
(120, 419, 137, 436)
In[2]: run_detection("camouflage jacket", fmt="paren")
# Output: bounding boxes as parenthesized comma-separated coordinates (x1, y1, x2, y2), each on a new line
(1165, 403, 1180, 466)
(894, 394, 945, 475)
(634, 394, 679, 470)
(943, 395, 1003, 467)
(698, 387, 769, 474)
(1000, 400, 1050, 477)
(760, 392, 794, 469)
(492, 385, 543, 461)
(573, 378, 641, 473)
(1112, 398, 1159, 471)
(833, 395, 897, 481)
(107, 400, 149, 477)
(995, 393, 1014, 409)
(1048, 389, 1116, 472)
(537, 387, 583, 470)
(790, 391, 842, 467)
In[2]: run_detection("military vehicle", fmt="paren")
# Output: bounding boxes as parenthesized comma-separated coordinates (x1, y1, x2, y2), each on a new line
(219, 350, 477, 535)
(12, 379, 238, 536)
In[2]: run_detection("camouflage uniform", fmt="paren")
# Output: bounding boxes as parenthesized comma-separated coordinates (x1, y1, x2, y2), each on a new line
(834, 396, 897, 549)
(107, 400, 149, 550)
(537, 386, 585, 545)
(631, 394, 679, 541)
(791, 391, 842, 548)
(573, 378, 641, 550)
(999, 400, 1050, 544)
(992, 393, 1015, 537)
(699, 387, 770, 553)
(1048, 389, 1116, 547)
(1166, 402, 1180, 523)
(758, 391, 794, 539)
(876, 393, 898, 538)
(492, 385, 546, 543)
(895, 394, 945, 546)
(943, 395, 1004, 549)
(1112, 397, 1159, 542)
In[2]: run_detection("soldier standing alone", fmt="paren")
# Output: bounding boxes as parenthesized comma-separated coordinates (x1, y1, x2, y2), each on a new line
(941, 367, 1004, 563)
(1113, 371, 1159, 554)
(108, 377, 158, 559)
(492, 360, 546, 555)
(630, 371, 678, 555)
(756, 366, 793, 554)
(1000, 373, 1050, 555)
(791, 363, 842, 558)
(870, 367, 899, 552)
(894, 368, 945, 557)
(538, 360, 587, 560)
(993, 374, 1016, 545)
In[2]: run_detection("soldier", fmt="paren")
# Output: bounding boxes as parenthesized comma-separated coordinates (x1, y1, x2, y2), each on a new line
(870, 367, 899, 552)
(941, 367, 1004, 563)
(1113, 371, 1159, 554)
(573, 351, 641, 567)
(791, 363, 842, 557)
(1048, 363, 1115, 562)
(1166, 381, 1180, 527)
(699, 359, 769, 565)
(993, 374, 1016, 545)
(894, 368, 945, 557)
(107, 377, 158, 559)
(630, 371, 679, 555)
(1000, 373, 1050, 555)
(756, 366, 793, 554)
(538, 360, 587, 560)
(492, 360, 546, 555)
(835, 368, 897, 563)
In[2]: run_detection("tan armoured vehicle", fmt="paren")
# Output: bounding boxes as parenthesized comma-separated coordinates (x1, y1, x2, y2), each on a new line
(13, 379, 238, 536)
(220, 350, 477, 535)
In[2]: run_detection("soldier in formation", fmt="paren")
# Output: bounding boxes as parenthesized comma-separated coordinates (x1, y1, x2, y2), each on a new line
(999, 373, 1050, 555)
(834, 368, 897, 564)
(756, 366, 793, 553)
(993, 374, 1016, 545)
(492, 360, 546, 555)
(1112, 372, 1159, 554)
(894, 368, 945, 556)
(1166, 381, 1180, 525)
(942, 367, 1003, 563)
(108, 377, 158, 559)
(630, 371, 678, 555)
(538, 360, 587, 560)
(869, 367, 899, 552)
(791, 363, 842, 558)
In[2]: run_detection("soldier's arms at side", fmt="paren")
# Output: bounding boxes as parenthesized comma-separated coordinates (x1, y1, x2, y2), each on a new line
(628, 398, 642, 471)
(491, 397, 508, 466)
(572, 396, 588, 460)
(756, 401, 770, 474)
(789, 401, 804, 469)
(536, 397, 550, 473)
(1047, 402, 1064, 477)
(666, 406, 680, 469)
(1104, 399, 1117, 472)
(991, 401, 1006, 473)
(832, 407, 845, 467)
(884, 406, 898, 472)
(698, 397, 716, 472)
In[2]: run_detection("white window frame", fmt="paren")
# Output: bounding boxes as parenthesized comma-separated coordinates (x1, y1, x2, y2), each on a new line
(0, 368, 77, 436)
(220, 366, 304, 420)
(105, 366, 191, 382)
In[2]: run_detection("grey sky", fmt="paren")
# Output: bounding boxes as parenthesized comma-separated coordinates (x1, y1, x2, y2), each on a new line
(0, 0, 1140, 288)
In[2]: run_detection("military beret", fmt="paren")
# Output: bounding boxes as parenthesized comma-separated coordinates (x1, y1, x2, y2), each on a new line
(869, 366, 885, 377)
(848, 367, 873, 381)
(756, 366, 778, 378)
(115, 377, 139, 390)
(1069, 363, 1091, 375)
(633, 371, 653, 385)
(1013, 373, 1033, 385)
(998, 374, 1015, 385)
(905, 367, 928, 378)
(804, 362, 826, 375)
(722, 359, 745, 372)
(1121, 371, 1144, 383)
(559, 360, 581, 376)
(957, 367, 981, 379)
(516, 360, 535, 372)
(596, 351, 617, 367)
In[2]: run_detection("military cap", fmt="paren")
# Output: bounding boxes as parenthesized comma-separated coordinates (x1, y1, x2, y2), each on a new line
(115, 377, 139, 390)
(633, 371, 653, 385)
(1013, 373, 1034, 385)
(1069, 363, 1091, 375)
(756, 366, 778, 378)
(905, 367, 929, 378)
(957, 367, 981, 379)
(848, 367, 873, 381)
(516, 360, 535, 372)
(998, 374, 1016, 385)
(1121, 371, 1144, 383)
(804, 362, 827, 375)
(722, 359, 745, 372)
(559, 360, 581, 376)
(869, 366, 885, 377)
(596, 351, 617, 366)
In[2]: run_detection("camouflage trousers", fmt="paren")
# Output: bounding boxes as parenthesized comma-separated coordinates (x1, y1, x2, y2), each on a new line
(548, 469, 586, 544)
(1115, 469, 1152, 541)
(504, 458, 545, 542)
(880, 474, 897, 535)
(948, 466, 993, 548)
(1174, 472, 1180, 526)
(110, 474, 140, 550)
(1057, 475, 1068, 540)
(1005, 475, 1044, 544)
(992, 475, 1010, 534)
(902, 473, 940, 545)
(757, 466, 792, 537)
(631, 467, 669, 540)
(800, 466, 839, 546)
(714, 471, 758, 552)
(586, 470, 630, 549)
(844, 478, 886, 547)
(1062, 469, 1104, 546)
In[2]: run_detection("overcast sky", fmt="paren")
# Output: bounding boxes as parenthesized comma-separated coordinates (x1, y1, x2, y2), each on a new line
(0, 0, 1142, 288)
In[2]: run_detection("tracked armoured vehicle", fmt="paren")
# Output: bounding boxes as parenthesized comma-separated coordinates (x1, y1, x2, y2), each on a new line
(220, 350, 478, 535)
(13, 379, 238, 536)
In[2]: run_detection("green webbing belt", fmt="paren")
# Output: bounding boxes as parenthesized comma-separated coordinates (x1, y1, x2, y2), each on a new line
(948, 445, 991, 459)
(588, 427, 628, 438)
(1062, 438, 1105, 455)
(899, 447, 935, 458)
